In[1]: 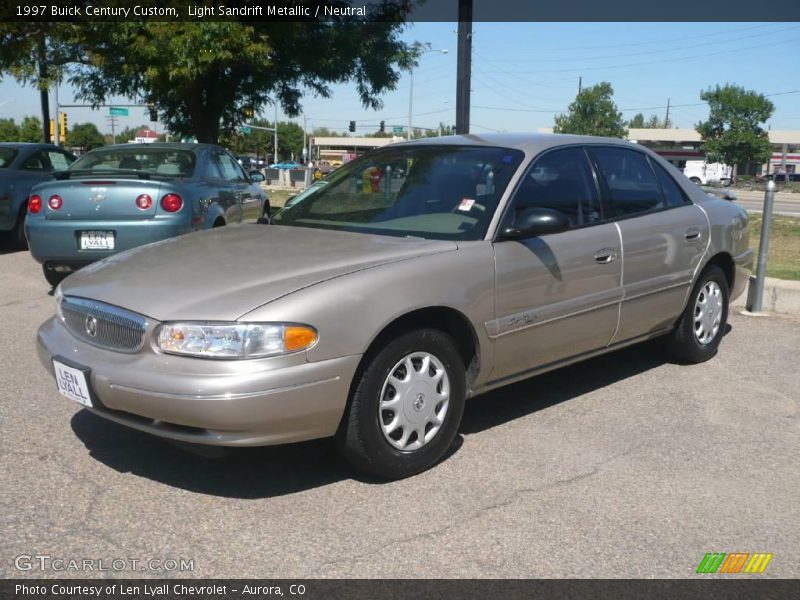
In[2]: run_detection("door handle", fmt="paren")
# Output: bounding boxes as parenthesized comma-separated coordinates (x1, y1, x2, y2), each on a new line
(594, 248, 616, 264)
(684, 228, 702, 241)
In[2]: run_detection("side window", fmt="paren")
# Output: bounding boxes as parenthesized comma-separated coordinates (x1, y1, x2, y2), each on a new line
(48, 151, 73, 171)
(650, 159, 690, 207)
(217, 152, 246, 182)
(507, 147, 601, 228)
(21, 151, 47, 171)
(588, 147, 663, 218)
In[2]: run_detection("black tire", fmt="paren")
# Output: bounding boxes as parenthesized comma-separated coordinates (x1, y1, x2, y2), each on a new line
(42, 264, 69, 288)
(336, 329, 467, 480)
(667, 265, 729, 363)
(13, 205, 28, 249)
(689, 177, 702, 184)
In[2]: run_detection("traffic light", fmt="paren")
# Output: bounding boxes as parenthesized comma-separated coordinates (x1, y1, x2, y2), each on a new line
(148, 104, 157, 122)
(59, 112, 68, 141)
(243, 105, 255, 119)
(49, 119, 55, 140)
(349, 120, 356, 132)
(379, 120, 385, 133)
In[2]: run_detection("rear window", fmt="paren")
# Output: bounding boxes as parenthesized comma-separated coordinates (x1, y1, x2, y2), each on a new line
(0, 148, 18, 168)
(69, 148, 196, 177)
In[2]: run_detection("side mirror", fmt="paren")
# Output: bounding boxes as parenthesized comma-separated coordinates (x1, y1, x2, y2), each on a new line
(249, 171, 265, 183)
(500, 207, 570, 240)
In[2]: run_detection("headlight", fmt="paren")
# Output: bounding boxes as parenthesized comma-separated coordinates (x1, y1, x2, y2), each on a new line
(156, 322, 318, 359)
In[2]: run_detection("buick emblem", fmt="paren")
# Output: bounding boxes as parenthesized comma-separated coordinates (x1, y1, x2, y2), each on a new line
(413, 394, 425, 412)
(85, 316, 98, 337)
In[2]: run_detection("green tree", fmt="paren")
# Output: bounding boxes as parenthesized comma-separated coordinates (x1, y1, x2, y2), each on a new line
(696, 84, 774, 177)
(0, 118, 19, 141)
(554, 82, 628, 138)
(68, 122, 105, 151)
(628, 113, 669, 129)
(70, 13, 417, 143)
(311, 127, 349, 138)
(0, 23, 79, 143)
(18, 116, 42, 142)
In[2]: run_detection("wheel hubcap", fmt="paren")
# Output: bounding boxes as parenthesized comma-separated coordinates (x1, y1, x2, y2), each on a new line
(379, 352, 450, 451)
(693, 281, 723, 345)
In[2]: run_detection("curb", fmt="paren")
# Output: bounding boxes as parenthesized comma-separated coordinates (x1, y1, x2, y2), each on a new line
(732, 276, 800, 315)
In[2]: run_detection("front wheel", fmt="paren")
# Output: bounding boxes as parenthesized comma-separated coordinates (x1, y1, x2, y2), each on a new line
(667, 265, 729, 363)
(336, 329, 467, 480)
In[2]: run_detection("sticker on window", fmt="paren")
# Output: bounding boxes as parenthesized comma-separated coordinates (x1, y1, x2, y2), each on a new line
(458, 198, 476, 211)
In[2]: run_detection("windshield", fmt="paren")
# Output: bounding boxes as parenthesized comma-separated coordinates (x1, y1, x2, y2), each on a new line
(0, 148, 18, 168)
(272, 145, 524, 240)
(69, 147, 196, 177)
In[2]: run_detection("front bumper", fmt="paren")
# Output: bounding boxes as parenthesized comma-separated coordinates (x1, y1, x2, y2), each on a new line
(37, 316, 360, 446)
(25, 217, 191, 266)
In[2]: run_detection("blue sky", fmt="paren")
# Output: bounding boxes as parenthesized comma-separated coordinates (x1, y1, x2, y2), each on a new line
(1, 22, 798, 136)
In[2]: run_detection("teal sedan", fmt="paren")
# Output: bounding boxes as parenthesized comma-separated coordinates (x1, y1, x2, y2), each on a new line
(26, 143, 269, 286)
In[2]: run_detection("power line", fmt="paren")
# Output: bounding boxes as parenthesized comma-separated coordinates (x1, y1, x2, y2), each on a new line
(475, 24, 800, 64)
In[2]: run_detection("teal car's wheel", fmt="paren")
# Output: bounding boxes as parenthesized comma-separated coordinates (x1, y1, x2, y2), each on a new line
(336, 329, 466, 480)
(42, 264, 69, 288)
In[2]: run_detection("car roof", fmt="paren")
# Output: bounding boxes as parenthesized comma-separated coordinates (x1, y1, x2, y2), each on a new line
(398, 132, 638, 154)
(93, 142, 214, 153)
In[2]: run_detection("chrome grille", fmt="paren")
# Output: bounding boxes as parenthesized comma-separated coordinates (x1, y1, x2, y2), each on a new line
(60, 296, 148, 353)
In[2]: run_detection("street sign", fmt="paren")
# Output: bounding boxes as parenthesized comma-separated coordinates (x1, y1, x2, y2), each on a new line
(109, 107, 129, 116)
(393, 126, 404, 135)
(239, 126, 252, 134)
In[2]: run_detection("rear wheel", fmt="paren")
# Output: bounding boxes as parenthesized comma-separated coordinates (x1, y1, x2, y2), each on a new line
(667, 265, 729, 363)
(42, 264, 69, 288)
(336, 329, 467, 479)
(689, 177, 702, 185)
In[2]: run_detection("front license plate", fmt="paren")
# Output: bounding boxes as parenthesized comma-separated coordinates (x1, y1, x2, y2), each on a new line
(80, 230, 115, 250)
(53, 359, 93, 407)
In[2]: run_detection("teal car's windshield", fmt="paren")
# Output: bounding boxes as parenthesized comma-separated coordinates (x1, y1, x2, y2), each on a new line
(272, 145, 525, 241)
(69, 148, 196, 177)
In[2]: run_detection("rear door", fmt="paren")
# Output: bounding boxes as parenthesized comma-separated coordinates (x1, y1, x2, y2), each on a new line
(211, 151, 245, 222)
(219, 150, 263, 221)
(586, 146, 708, 342)
(490, 146, 623, 381)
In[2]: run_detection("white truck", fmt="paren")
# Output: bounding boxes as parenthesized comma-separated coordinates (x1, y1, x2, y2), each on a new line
(682, 160, 732, 186)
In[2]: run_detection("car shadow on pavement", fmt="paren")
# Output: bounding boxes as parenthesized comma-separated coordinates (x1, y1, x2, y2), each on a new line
(70, 328, 732, 498)
(70, 410, 354, 499)
(461, 338, 690, 435)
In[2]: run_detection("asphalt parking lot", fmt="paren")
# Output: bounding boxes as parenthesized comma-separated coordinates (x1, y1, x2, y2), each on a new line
(1, 239, 798, 579)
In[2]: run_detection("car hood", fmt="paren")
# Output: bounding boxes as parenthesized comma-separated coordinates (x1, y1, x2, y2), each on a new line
(59, 224, 457, 321)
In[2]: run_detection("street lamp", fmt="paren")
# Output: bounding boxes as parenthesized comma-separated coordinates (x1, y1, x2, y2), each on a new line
(408, 47, 448, 141)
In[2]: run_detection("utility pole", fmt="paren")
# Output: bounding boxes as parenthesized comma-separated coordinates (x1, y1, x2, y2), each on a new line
(38, 33, 51, 144)
(106, 116, 118, 144)
(273, 102, 278, 164)
(455, 0, 472, 135)
(665, 98, 671, 128)
(53, 85, 60, 146)
(578, 76, 582, 95)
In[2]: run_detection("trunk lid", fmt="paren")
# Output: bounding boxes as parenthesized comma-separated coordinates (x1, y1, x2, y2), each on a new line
(36, 177, 163, 220)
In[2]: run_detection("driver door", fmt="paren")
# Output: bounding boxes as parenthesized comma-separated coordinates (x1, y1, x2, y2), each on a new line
(490, 146, 623, 381)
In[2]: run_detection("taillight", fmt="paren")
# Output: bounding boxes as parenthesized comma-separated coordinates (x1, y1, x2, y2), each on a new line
(29, 195, 42, 214)
(48, 195, 63, 210)
(160, 193, 183, 213)
(136, 194, 153, 210)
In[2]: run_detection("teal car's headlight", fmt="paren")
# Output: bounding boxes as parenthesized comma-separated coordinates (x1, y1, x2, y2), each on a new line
(156, 322, 317, 359)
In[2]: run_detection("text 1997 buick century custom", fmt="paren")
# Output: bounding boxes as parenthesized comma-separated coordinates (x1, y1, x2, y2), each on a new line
(37, 134, 753, 479)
